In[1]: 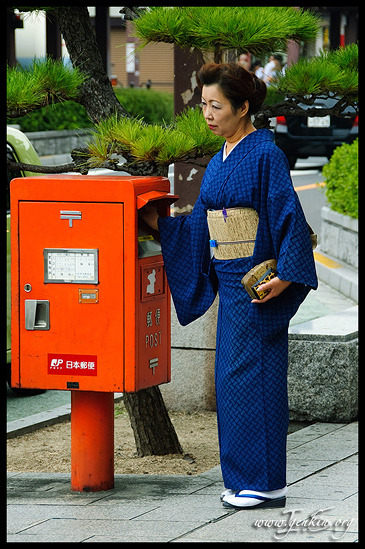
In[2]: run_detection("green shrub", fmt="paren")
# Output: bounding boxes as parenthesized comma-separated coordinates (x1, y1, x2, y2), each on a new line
(114, 88, 174, 125)
(7, 88, 174, 131)
(8, 101, 93, 132)
(321, 139, 358, 219)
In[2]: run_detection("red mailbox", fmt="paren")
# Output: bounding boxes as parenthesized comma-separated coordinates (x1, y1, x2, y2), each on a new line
(11, 175, 177, 394)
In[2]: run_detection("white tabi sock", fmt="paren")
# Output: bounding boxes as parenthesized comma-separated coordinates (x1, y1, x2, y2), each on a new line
(223, 486, 288, 507)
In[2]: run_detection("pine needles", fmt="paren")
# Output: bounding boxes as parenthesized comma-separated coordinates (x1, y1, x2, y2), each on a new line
(86, 107, 225, 167)
(276, 44, 358, 100)
(7, 58, 86, 117)
(133, 6, 320, 56)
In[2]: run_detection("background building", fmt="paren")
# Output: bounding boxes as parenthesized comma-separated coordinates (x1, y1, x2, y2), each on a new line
(8, 7, 357, 92)
(8, 7, 174, 92)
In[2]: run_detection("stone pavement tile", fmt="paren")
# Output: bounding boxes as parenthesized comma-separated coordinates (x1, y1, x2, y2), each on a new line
(314, 509, 358, 536)
(286, 459, 336, 484)
(288, 422, 346, 441)
(173, 501, 359, 543)
(344, 453, 358, 463)
(7, 472, 215, 505)
(285, 496, 357, 521)
(7, 502, 161, 534)
(193, 481, 226, 496)
(324, 422, 358, 439)
(7, 482, 111, 506)
(96, 474, 215, 503)
(286, 423, 348, 452)
(287, 436, 357, 462)
(197, 465, 223, 481)
(321, 492, 358, 516)
(287, 455, 358, 487)
(172, 506, 287, 543)
(284, 497, 358, 543)
(130, 494, 233, 523)
(287, 479, 355, 501)
(6, 473, 106, 506)
(290, 445, 357, 464)
(8, 517, 203, 543)
(312, 460, 358, 484)
(7, 533, 49, 543)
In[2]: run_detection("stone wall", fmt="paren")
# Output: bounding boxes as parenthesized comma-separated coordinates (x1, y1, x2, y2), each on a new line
(319, 206, 358, 268)
(25, 129, 91, 157)
(288, 306, 358, 423)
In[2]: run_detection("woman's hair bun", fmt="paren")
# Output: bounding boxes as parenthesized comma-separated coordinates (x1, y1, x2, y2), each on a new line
(197, 62, 267, 115)
(250, 72, 267, 115)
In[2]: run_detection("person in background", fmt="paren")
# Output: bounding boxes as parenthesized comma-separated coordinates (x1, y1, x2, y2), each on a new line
(262, 54, 275, 83)
(238, 52, 250, 70)
(265, 54, 284, 86)
(250, 59, 264, 80)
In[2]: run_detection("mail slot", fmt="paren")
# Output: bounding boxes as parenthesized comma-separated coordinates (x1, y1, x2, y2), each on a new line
(10, 175, 178, 393)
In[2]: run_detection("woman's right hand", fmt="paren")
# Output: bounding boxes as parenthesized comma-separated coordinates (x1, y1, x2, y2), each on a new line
(139, 204, 159, 231)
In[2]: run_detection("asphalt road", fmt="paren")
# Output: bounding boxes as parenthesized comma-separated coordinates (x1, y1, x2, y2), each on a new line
(291, 156, 328, 237)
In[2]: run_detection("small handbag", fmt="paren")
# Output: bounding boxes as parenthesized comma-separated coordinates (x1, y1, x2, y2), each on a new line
(241, 259, 277, 300)
(241, 224, 317, 300)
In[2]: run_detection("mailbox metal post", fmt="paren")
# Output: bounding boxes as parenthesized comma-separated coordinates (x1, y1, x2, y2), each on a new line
(71, 390, 114, 492)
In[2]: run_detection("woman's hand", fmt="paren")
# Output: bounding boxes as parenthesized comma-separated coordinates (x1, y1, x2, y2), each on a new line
(139, 204, 159, 231)
(251, 277, 291, 304)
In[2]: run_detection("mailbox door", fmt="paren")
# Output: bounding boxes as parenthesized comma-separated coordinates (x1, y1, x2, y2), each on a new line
(16, 200, 124, 392)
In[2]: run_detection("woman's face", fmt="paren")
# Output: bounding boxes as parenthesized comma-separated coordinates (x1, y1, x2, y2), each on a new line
(201, 84, 248, 140)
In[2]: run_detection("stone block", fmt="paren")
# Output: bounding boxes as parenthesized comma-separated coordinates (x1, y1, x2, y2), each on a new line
(25, 129, 90, 157)
(288, 337, 358, 422)
(320, 206, 358, 268)
(161, 300, 218, 411)
(288, 307, 358, 422)
(171, 299, 218, 350)
(160, 348, 216, 411)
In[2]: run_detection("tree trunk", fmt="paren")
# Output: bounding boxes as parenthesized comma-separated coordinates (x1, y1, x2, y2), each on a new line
(54, 6, 129, 124)
(123, 387, 183, 456)
(53, 6, 183, 456)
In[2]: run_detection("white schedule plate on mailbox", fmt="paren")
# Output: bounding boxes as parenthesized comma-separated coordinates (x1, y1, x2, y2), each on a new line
(44, 249, 98, 283)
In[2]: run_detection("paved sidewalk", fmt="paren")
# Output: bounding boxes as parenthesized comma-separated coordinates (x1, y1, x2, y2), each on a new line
(7, 421, 358, 543)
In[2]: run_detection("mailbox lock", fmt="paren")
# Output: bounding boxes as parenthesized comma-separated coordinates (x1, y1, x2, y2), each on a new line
(24, 284, 32, 292)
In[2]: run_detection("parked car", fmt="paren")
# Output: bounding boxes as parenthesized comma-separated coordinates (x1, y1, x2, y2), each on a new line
(273, 96, 358, 169)
(7, 125, 45, 394)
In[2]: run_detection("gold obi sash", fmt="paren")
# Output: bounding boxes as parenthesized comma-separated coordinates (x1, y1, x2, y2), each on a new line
(207, 207, 259, 260)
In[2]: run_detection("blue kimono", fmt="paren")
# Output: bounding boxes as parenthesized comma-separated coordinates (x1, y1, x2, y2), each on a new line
(158, 129, 317, 492)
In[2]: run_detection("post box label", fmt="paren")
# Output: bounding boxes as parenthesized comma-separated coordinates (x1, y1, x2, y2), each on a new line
(48, 353, 97, 376)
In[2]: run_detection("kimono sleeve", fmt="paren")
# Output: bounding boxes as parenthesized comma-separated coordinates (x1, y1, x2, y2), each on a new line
(265, 148, 318, 290)
(157, 194, 217, 326)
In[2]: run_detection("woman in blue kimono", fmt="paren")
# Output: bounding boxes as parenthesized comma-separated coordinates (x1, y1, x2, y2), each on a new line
(141, 62, 318, 509)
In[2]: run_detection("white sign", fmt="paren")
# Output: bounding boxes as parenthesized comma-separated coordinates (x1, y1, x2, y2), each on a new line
(126, 43, 135, 73)
(44, 249, 98, 283)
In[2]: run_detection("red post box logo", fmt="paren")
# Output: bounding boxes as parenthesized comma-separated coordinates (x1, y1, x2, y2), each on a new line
(48, 354, 97, 376)
(141, 265, 164, 300)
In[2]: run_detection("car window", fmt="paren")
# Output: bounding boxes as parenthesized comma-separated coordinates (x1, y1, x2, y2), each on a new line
(7, 144, 23, 213)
